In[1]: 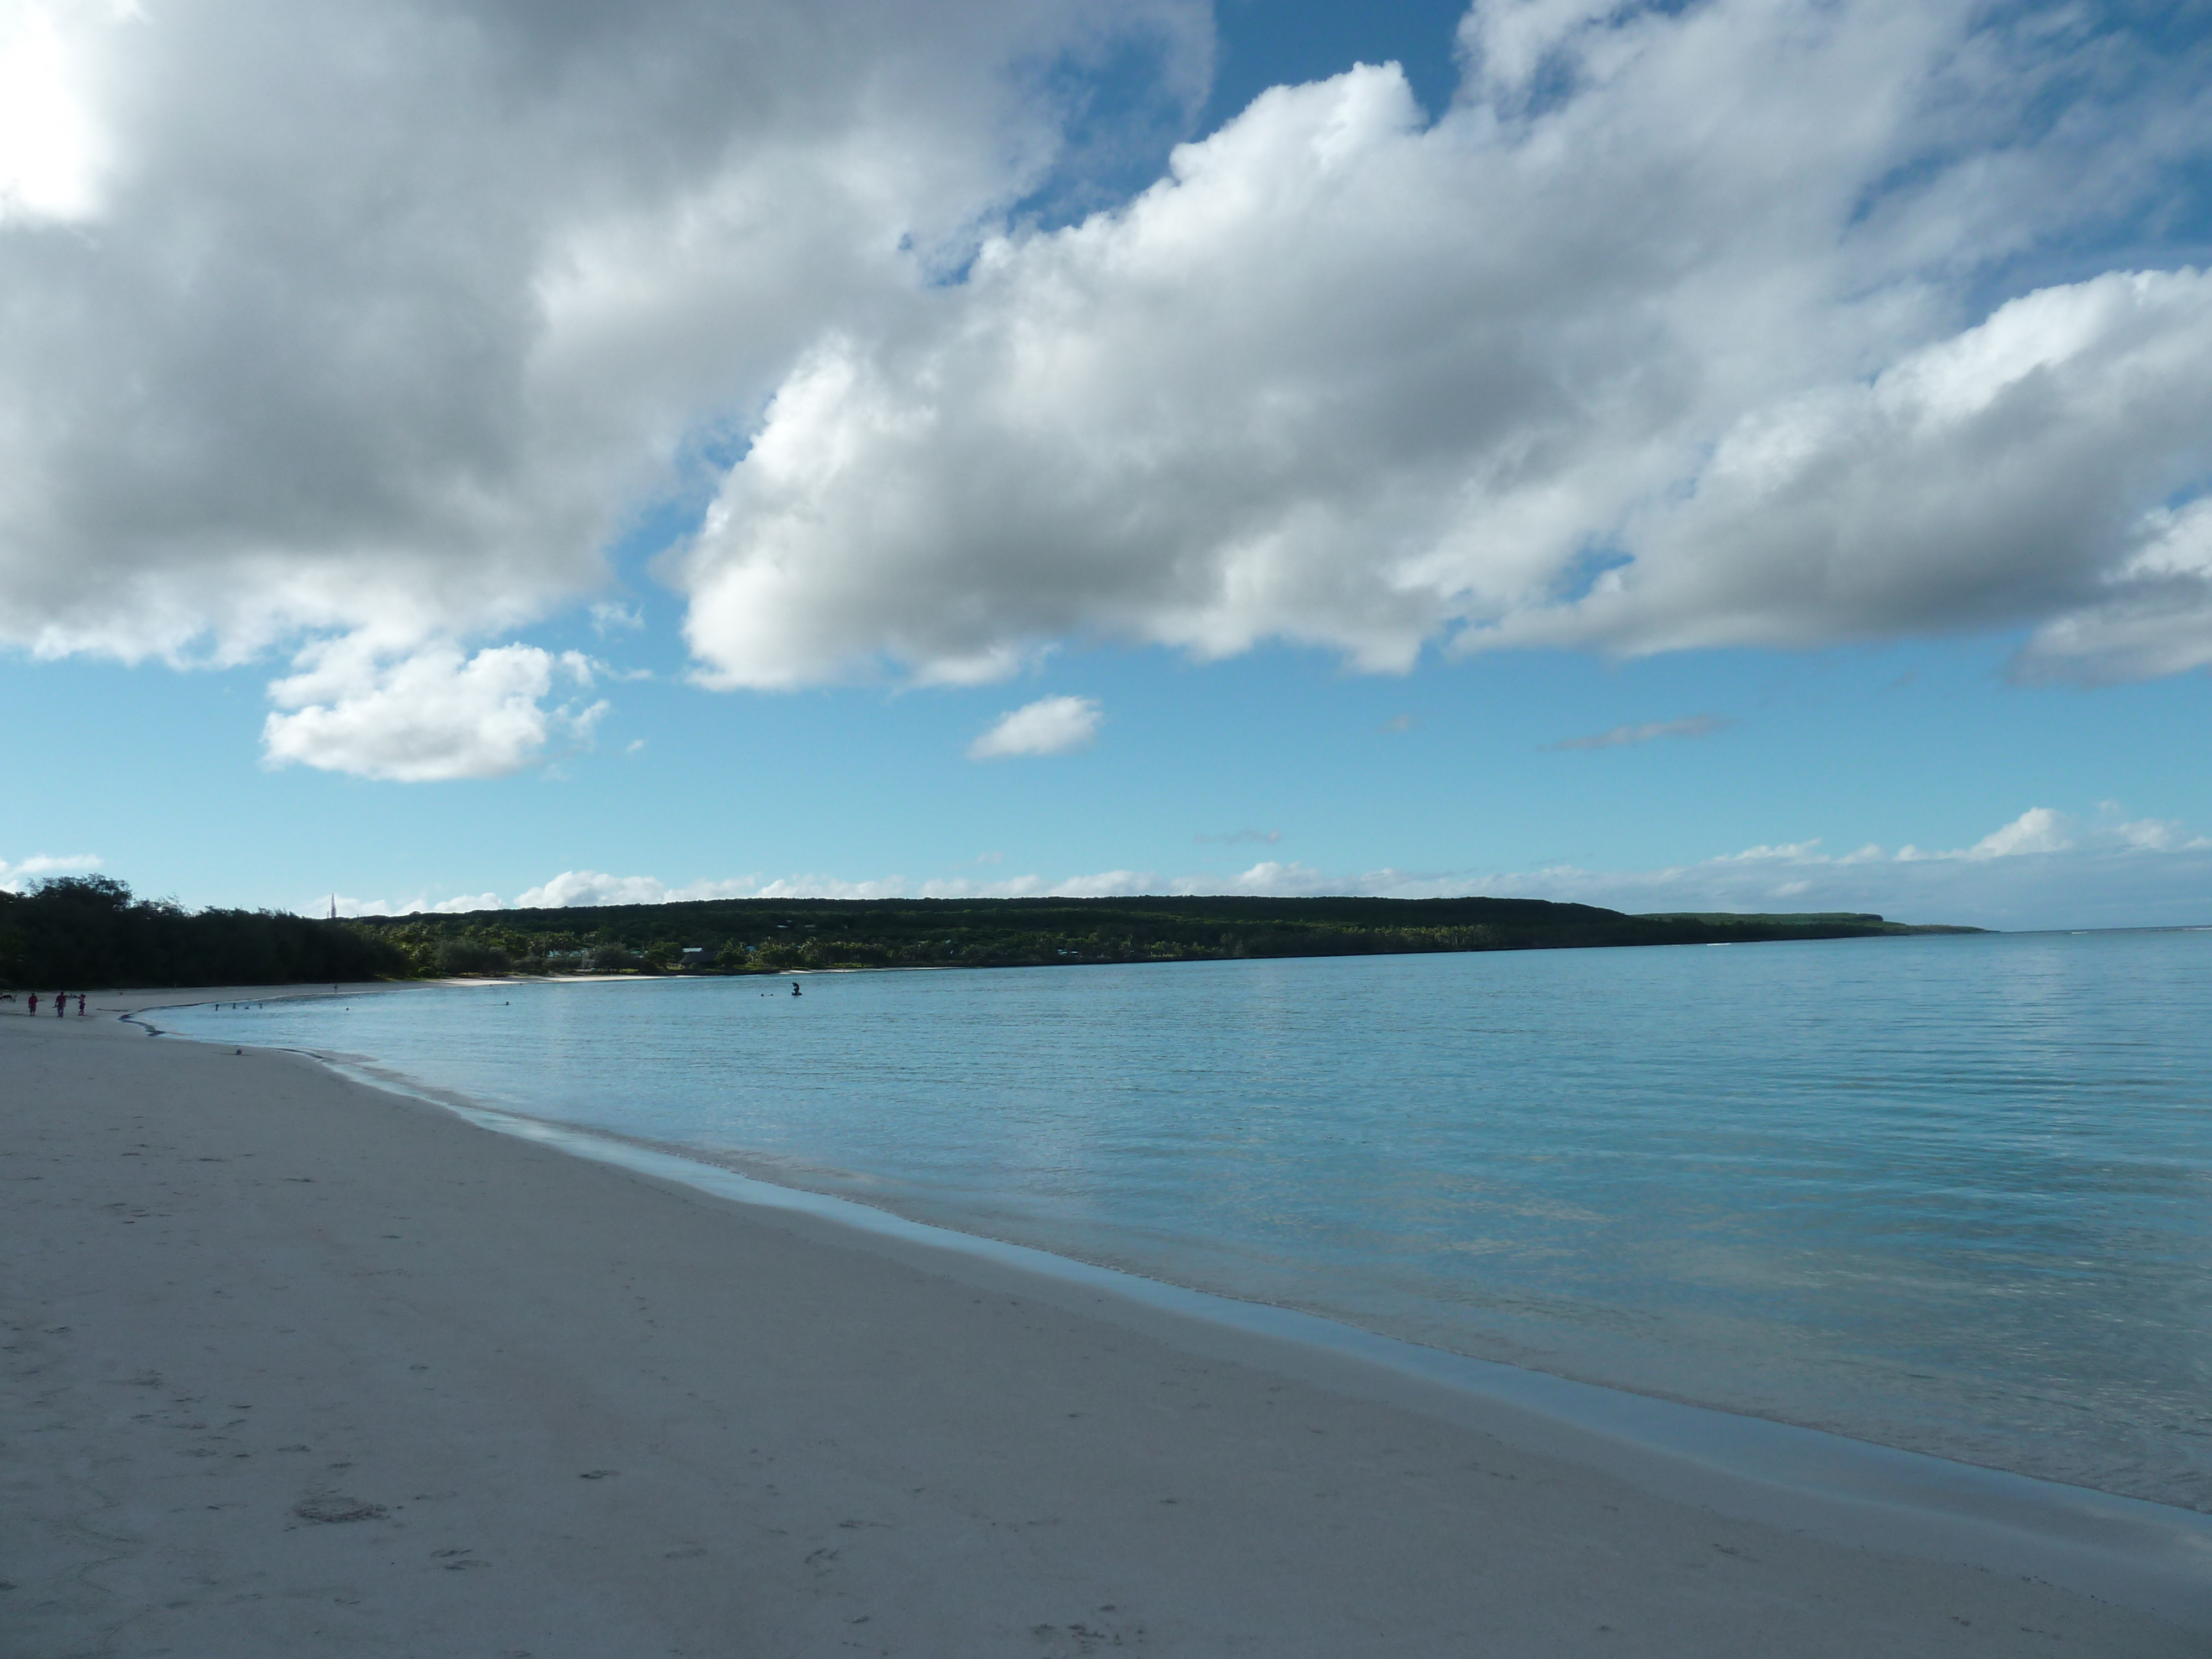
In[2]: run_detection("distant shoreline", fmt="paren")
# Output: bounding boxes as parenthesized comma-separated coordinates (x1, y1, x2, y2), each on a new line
(343, 893, 1984, 982)
(1, 879, 1990, 994)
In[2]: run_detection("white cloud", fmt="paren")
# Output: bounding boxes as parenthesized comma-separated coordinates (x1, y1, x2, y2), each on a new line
(1044, 868, 1154, 898)
(514, 872, 673, 907)
(511, 870, 767, 908)
(1204, 813, 2212, 930)
(357, 803, 2212, 927)
(8, 0, 2212, 785)
(1895, 805, 2209, 863)
(332, 891, 501, 918)
(1714, 840, 1825, 863)
(0, 850, 101, 893)
(0, 2, 123, 226)
(2107, 816, 2204, 853)
(1551, 715, 1731, 752)
(967, 693, 1103, 759)
(1486, 273, 2212, 667)
(750, 873, 1042, 900)
(2016, 499, 2212, 684)
(503, 865, 1156, 904)
(1222, 860, 1331, 895)
(675, 4, 2212, 691)
(1964, 807, 2073, 860)
(0, 0, 1207, 734)
(262, 642, 607, 781)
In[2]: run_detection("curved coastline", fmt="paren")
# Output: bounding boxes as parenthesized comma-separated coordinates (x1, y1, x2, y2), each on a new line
(134, 989, 2212, 1632)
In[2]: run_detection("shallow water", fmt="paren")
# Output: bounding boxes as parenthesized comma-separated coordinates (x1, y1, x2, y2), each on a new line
(163, 929, 2212, 1509)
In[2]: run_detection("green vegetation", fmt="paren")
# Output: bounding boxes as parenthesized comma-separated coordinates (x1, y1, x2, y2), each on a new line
(0, 878, 1979, 990)
(1635, 911, 1965, 928)
(0, 877, 406, 989)
(347, 893, 1979, 978)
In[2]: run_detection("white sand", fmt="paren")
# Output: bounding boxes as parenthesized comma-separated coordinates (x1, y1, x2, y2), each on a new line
(4, 989, 2205, 1658)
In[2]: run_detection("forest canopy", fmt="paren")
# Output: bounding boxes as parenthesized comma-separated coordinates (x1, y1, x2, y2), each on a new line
(0, 877, 406, 988)
(350, 893, 1975, 978)
(0, 879, 1976, 990)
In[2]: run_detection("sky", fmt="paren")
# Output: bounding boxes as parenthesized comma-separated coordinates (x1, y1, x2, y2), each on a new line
(4, 0, 2211, 930)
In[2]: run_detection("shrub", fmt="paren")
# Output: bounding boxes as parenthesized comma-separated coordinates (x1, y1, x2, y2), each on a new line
(436, 938, 510, 976)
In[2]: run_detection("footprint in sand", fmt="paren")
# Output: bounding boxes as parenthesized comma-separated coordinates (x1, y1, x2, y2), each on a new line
(293, 1495, 387, 1525)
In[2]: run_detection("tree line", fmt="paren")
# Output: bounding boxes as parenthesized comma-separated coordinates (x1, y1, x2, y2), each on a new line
(1, 879, 1975, 991)
(0, 877, 406, 989)
(350, 893, 1974, 977)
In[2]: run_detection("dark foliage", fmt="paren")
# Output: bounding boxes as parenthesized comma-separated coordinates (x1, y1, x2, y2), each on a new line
(1, 878, 1975, 990)
(0, 876, 409, 989)
(351, 892, 1976, 978)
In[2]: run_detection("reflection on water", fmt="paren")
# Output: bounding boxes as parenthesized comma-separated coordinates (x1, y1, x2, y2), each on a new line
(165, 929, 2212, 1509)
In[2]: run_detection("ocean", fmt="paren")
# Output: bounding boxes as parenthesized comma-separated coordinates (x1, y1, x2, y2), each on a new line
(159, 927, 2212, 1511)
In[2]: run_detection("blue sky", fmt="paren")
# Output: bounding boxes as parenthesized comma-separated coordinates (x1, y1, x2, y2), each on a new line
(4, 0, 2211, 928)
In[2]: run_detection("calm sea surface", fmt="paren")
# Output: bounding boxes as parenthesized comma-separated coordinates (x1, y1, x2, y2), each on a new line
(161, 930, 2212, 1510)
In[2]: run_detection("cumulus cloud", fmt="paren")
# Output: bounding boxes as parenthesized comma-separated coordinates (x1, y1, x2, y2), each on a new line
(2015, 499, 2212, 684)
(1489, 273, 2212, 666)
(10, 0, 2212, 780)
(0, 0, 1206, 733)
(675, 2, 2212, 690)
(1044, 868, 1155, 897)
(0, 851, 102, 894)
(1953, 807, 2074, 861)
(1550, 715, 1731, 752)
(509, 870, 763, 907)
(0, 2, 119, 226)
(262, 642, 607, 781)
(968, 694, 1103, 758)
(1894, 804, 2209, 863)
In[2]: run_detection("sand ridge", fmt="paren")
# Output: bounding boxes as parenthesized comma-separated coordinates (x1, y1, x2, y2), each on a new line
(2, 992, 2201, 1657)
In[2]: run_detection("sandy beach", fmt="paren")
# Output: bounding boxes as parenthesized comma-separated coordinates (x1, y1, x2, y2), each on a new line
(4, 990, 2205, 1658)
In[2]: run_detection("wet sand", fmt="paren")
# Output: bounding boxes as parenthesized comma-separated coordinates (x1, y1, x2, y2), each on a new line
(3, 989, 2204, 1657)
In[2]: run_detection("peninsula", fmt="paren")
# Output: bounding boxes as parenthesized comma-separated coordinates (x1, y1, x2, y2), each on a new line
(352, 894, 1979, 979)
(1, 877, 1978, 988)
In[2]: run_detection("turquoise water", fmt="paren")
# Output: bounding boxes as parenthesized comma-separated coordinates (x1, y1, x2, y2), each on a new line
(161, 929, 2212, 1510)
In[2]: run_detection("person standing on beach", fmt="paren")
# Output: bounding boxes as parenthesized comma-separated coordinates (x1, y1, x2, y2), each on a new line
(55, 993, 66, 1016)
(27, 993, 36, 1016)
(76, 993, 86, 1016)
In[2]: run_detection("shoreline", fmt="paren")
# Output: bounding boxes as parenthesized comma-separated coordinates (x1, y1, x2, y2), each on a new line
(145, 978, 2212, 1532)
(281, 1040, 2212, 1626)
(8, 988, 2208, 1655)
(126, 984, 2212, 1609)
